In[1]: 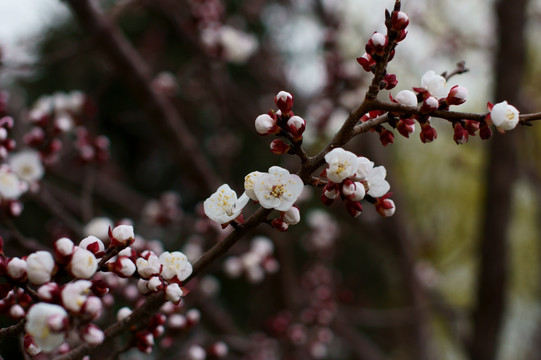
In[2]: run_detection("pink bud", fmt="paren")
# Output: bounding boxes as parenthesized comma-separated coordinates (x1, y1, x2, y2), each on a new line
(341, 179, 356, 197)
(270, 139, 291, 155)
(391, 11, 409, 31)
(274, 91, 294, 114)
(420, 122, 437, 143)
(81, 324, 104, 345)
(479, 123, 493, 140)
(383, 73, 398, 90)
(345, 199, 362, 218)
(376, 196, 396, 217)
(378, 128, 394, 146)
(396, 118, 415, 138)
(453, 123, 469, 144)
(356, 53, 375, 72)
(420, 96, 439, 113)
(271, 218, 289, 232)
(446, 85, 468, 106)
(287, 115, 306, 140)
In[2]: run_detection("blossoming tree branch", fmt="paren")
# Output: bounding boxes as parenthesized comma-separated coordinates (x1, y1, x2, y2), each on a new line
(0, 0, 539, 359)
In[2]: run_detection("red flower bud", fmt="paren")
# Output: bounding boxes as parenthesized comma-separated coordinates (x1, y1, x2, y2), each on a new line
(453, 123, 469, 144)
(270, 139, 291, 155)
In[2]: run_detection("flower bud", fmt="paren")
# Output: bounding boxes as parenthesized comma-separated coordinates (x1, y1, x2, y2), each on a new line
(479, 123, 492, 140)
(366, 32, 387, 55)
(37, 282, 60, 302)
(81, 324, 104, 345)
(345, 200, 362, 218)
(453, 123, 468, 144)
(356, 53, 375, 72)
(464, 120, 480, 136)
(55, 238, 74, 260)
(282, 206, 300, 225)
(382, 73, 398, 90)
(446, 85, 468, 105)
(271, 218, 289, 232)
(378, 128, 394, 146)
(350, 182, 366, 201)
(110, 256, 136, 278)
(420, 96, 438, 113)
(116, 307, 132, 321)
(270, 139, 291, 155)
(395, 90, 418, 106)
(26, 251, 55, 285)
(79, 236, 105, 258)
(341, 179, 356, 197)
(287, 115, 306, 140)
(274, 91, 294, 114)
(420, 122, 437, 143)
(396, 118, 415, 138)
(255, 113, 278, 135)
(81, 296, 102, 319)
(165, 283, 184, 303)
(391, 11, 409, 31)
(376, 195, 396, 217)
(7, 257, 26, 281)
(147, 276, 163, 292)
(110, 225, 135, 246)
(490, 101, 519, 131)
(70, 247, 98, 279)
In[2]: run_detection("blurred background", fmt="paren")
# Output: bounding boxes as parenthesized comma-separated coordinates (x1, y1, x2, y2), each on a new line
(1, 0, 541, 359)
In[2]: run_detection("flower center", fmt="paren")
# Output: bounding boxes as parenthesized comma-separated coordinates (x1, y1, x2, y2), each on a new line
(506, 110, 515, 120)
(270, 184, 285, 198)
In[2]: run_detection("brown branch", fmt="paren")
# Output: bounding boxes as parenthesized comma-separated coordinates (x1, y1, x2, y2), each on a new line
(64, 0, 221, 194)
(0, 319, 25, 340)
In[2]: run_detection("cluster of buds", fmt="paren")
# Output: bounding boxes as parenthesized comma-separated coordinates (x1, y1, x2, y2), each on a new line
(0, 115, 15, 160)
(255, 91, 306, 153)
(356, 4, 408, 90)
(204, 165, 304, 232)
(24, 91, 86, 164)
(320, 148, 394, 218)
(75, 126, 110, 164)
(0, 223, 193, 356)
(223, 236, 279, 283)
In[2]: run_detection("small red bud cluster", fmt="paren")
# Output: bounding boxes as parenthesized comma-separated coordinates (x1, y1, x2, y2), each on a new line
(75, 127, 110, 164)
(254, 91, 306, 155)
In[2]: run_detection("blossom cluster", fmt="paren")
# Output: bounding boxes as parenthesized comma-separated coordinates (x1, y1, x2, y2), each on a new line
(204, 165, 303, 231)
(321, 148, 394, 218)
(0, 224, 193, 356)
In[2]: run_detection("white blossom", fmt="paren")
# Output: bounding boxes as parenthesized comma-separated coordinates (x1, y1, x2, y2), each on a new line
(26, 251, 55, 285)
(324, 148, 359, 183)
(204, 184, 249, 224)
(253, 166, 303, 211)
(350, 182, 366, 201)
(61, 280, 92, 312)
(9, 150, 44, 183)
(491, 101, 519, 131)
(187, 344, 207, 360)
(26, 303, 67, 352)
(70, 248, 98, 279)
(244, 171, 263, 200)
(0, 166, 25, 200)
(159, 251, 193, 281)
(421, 70, 447, 98)
(136, 253, 162, 279)
(366, 166, 390, 198)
